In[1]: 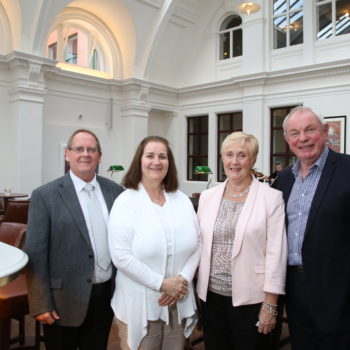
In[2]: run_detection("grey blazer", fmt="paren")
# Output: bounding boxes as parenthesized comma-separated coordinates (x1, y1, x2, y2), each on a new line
(25, 173, 124, 326)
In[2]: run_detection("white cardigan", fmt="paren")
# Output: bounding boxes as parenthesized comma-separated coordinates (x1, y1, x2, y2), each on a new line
(108, 184, 201, 350)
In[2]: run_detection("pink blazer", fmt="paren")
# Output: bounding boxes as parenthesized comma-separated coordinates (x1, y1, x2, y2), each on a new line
(196, 177, 287, 307)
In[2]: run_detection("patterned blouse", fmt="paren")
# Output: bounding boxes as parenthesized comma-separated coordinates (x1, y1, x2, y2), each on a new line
(208, 196, 244, 296)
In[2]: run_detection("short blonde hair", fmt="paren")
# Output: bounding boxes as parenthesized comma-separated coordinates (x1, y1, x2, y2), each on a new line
(221, 132, 259, 164)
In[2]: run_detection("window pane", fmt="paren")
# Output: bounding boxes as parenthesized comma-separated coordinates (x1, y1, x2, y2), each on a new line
(290, 11, 304, 45)
(188, 158, 195, 180)
(218, 161, 226, 182)
(219, 115, 231, 130)
(271, 156, 286, 169)
(290, 0, 303, 12)
(188, 135, 194, 154)
(317, 3, 332, 40)
(187, 116, 208, 181)
(232, 113, 243, 130)
(273, 0, 287, 17)
(92, 49, 100, 70)
(274, 15, 287, 48)
(220, 15, 242, 30)
(220, 32, 230, 59)
(47, 30, 58, 60)
(65, 34, 78, 64)
(336, 0, 350, 37)
(270, 106, 296, 173)
(202, 116, 208, 132)
(272, 114, 285, 127)
(272, 129, 286, 153)
(217, 113, 243, 181)
(288, 155, 297, 167)
(200, 135, 208, 152)
(219, 132, 229, 148)
(189, 117, 202, 133)
(48, 43, 57, 60)
(232, 29, 242, 57)
(192, 137, 200, 155)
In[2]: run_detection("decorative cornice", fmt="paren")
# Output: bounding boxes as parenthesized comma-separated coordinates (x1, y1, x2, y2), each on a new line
(139, 0, 162, 9)
(46, 71, 111, 91)
(180, 59, 350, 94)
(120, 104, 151, 118)
(8, 86, 48, 103)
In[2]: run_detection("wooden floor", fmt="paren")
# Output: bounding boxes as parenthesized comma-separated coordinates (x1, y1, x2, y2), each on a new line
(11, 316, 291, 349)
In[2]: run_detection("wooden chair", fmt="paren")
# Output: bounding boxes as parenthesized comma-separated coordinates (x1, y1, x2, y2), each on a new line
(3, 199, 30, 224)
(0, 198, 4, 213)
(0, 198, 4, 222)
(0, 222, 26, 249)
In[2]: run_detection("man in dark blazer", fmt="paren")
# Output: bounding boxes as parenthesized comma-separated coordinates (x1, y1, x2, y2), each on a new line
(273, 106, 350, 349)
(25, 129, 123, 350)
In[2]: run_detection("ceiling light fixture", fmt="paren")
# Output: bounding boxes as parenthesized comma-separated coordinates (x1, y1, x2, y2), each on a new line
(238, 2, 261, 16)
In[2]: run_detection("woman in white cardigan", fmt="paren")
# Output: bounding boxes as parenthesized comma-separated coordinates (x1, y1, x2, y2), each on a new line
(196, 132, 287, 350)
(108, 136, 201, 350)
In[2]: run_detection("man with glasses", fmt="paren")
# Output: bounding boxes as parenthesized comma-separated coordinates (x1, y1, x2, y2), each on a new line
(25, 129, 123, 350)
(274, 106, 350, 349)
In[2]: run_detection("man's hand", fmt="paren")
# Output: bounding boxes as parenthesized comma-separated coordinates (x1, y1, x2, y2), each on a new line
(35, 310, 60, 325)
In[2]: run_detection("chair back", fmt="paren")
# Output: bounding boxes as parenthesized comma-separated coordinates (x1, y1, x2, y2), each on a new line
(0, 198, 4, 213)
(3, 199, 30, 224)
(0, 222, 27, 249)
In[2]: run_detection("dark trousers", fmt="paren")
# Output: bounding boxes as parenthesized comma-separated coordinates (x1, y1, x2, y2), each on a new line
(201, 290, 269, 350)
(286, 267, 350, 350)
(43, 280, 114, 350)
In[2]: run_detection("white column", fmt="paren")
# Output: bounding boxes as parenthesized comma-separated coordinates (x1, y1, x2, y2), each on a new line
(6, 53, 53, 194)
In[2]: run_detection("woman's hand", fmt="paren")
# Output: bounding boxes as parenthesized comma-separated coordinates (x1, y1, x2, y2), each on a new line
(160, 275, 188, 300)
(257, 303, 277, 334)
(158, 293, 177, 306)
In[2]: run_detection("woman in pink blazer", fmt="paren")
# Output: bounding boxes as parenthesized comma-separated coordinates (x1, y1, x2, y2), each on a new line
(196, 132, 287, 350)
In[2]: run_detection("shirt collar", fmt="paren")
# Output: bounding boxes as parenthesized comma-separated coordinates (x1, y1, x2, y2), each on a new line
(69, 170, 97, 192)
(291, 146, 329, 177)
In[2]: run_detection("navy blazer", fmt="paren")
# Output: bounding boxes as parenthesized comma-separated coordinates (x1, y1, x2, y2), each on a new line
(274, 149, 350, 332)
(25, 173, 123, 326)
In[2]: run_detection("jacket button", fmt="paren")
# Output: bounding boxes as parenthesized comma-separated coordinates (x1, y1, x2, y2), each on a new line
(88, 254, 93, 259)
(87, 278, 92, 283)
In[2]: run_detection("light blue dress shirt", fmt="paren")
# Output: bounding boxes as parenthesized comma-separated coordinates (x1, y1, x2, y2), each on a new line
(286, 147, 329, 266)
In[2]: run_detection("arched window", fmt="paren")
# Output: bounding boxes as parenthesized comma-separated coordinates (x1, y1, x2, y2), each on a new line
(47, 26, 105, 72)
(45, 8, 123, 79)
(219, 15, 242, 60)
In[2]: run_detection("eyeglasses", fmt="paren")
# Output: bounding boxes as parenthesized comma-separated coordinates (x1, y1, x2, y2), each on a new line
(68, 146, 98, 154)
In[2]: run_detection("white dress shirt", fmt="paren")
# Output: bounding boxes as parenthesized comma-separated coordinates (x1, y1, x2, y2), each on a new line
(70, 170, 112, 283)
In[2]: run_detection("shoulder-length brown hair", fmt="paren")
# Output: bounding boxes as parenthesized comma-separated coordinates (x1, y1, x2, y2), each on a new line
(123, 136, 179, 192)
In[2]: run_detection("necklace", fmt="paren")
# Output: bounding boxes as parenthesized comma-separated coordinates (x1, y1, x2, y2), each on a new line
(225, 185, 251, 199)
(150, 189, 164, 203)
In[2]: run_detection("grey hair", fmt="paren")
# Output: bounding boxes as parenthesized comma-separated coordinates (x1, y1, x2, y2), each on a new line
(283, 106, 325, 135)
(66, 129, 101, 152)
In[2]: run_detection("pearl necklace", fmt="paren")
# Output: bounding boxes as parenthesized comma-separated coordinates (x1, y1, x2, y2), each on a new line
(225, 185, 251, 199)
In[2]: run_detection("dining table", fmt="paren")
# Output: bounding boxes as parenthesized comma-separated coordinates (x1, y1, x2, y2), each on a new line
(0, 193, 28, 213)
(0, 241, 28, 287)
(0, 242, 31, 350)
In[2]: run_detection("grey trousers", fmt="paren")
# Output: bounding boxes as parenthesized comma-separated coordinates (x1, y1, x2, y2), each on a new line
(117, 305, 185, 350)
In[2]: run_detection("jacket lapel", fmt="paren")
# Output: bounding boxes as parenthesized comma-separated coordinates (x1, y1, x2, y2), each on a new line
(304, 150, 337, 239)
(57, 173, 92, 248)
(202, 181, 226, 240)
(97, 176, 114, 212)
(232, 177, 258, 258)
